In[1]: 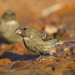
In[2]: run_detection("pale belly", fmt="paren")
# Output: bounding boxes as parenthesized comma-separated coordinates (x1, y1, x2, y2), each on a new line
(23, 38, 55, 54)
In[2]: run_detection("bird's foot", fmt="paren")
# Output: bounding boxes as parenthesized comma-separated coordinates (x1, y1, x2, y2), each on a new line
(36, 55, 56, 62)
(36, 55, 42, 61)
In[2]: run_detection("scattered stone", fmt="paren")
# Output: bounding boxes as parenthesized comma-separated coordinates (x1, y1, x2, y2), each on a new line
(0, 58, 12, 65)
(0, 64, 12, 72)
(3, 58, 12, 64)
(66, 56, 72, 60)
(44, 24, 58, 35)
(55, 51, 63, 57)
(61, 52, 67, 58)
(52, 60, 74, 70)
(71, 49, 75, 55)
(64, 47, 70, 52)
(12, 60, 32, 69)
(56, 58, 68, 62)
(27, 63, 46, 69)
(32, 61, 40, 64)
(39, 56, 56, 63)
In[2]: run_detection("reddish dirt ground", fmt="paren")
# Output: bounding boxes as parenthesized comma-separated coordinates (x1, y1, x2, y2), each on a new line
(0, 0, 75, 75)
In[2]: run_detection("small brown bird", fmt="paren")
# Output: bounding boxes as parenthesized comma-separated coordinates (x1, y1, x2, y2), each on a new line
(0, 10, 22, 43)
(14, 25, 75, 60)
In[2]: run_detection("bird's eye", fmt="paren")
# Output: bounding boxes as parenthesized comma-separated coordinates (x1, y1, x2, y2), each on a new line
(24, 28, 26, 30)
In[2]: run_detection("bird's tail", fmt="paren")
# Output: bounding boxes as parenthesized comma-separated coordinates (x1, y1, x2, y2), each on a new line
(54, 39, 75, 46)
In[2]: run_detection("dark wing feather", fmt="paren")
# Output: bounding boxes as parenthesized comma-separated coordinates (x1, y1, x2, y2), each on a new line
(40, 32, 54, 41)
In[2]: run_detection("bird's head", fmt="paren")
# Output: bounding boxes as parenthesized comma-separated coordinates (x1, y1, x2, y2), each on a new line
(1, 10, 16, 21)
(14, 25, 37, 37)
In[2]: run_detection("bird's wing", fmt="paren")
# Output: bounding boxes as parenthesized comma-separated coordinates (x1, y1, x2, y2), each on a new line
(40, 32, 54, 41)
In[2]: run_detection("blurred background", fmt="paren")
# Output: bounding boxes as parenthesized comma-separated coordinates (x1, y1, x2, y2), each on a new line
(0, 0, 75, 39)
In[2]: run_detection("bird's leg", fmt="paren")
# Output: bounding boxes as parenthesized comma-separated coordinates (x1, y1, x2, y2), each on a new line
(49, 50, 55, 59)
(49, 50, 53, 56)
(37, 55, 42, 61)
(37, 53, 43, 61)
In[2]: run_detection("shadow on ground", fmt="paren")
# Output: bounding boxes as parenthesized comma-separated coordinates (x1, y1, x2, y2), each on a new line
(0, 51, 40, 61)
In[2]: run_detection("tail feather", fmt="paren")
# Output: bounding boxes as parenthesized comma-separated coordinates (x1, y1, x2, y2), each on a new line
(55, 39, 75, 46)
(62, 40, 75, 43)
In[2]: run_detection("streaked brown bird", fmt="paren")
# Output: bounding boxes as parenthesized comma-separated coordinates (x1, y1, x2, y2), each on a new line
(0, 10, 22, 43)
(14, 25, 75, 60)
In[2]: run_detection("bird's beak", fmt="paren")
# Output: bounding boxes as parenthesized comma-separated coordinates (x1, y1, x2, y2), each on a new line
(14, 29, 21, 34)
